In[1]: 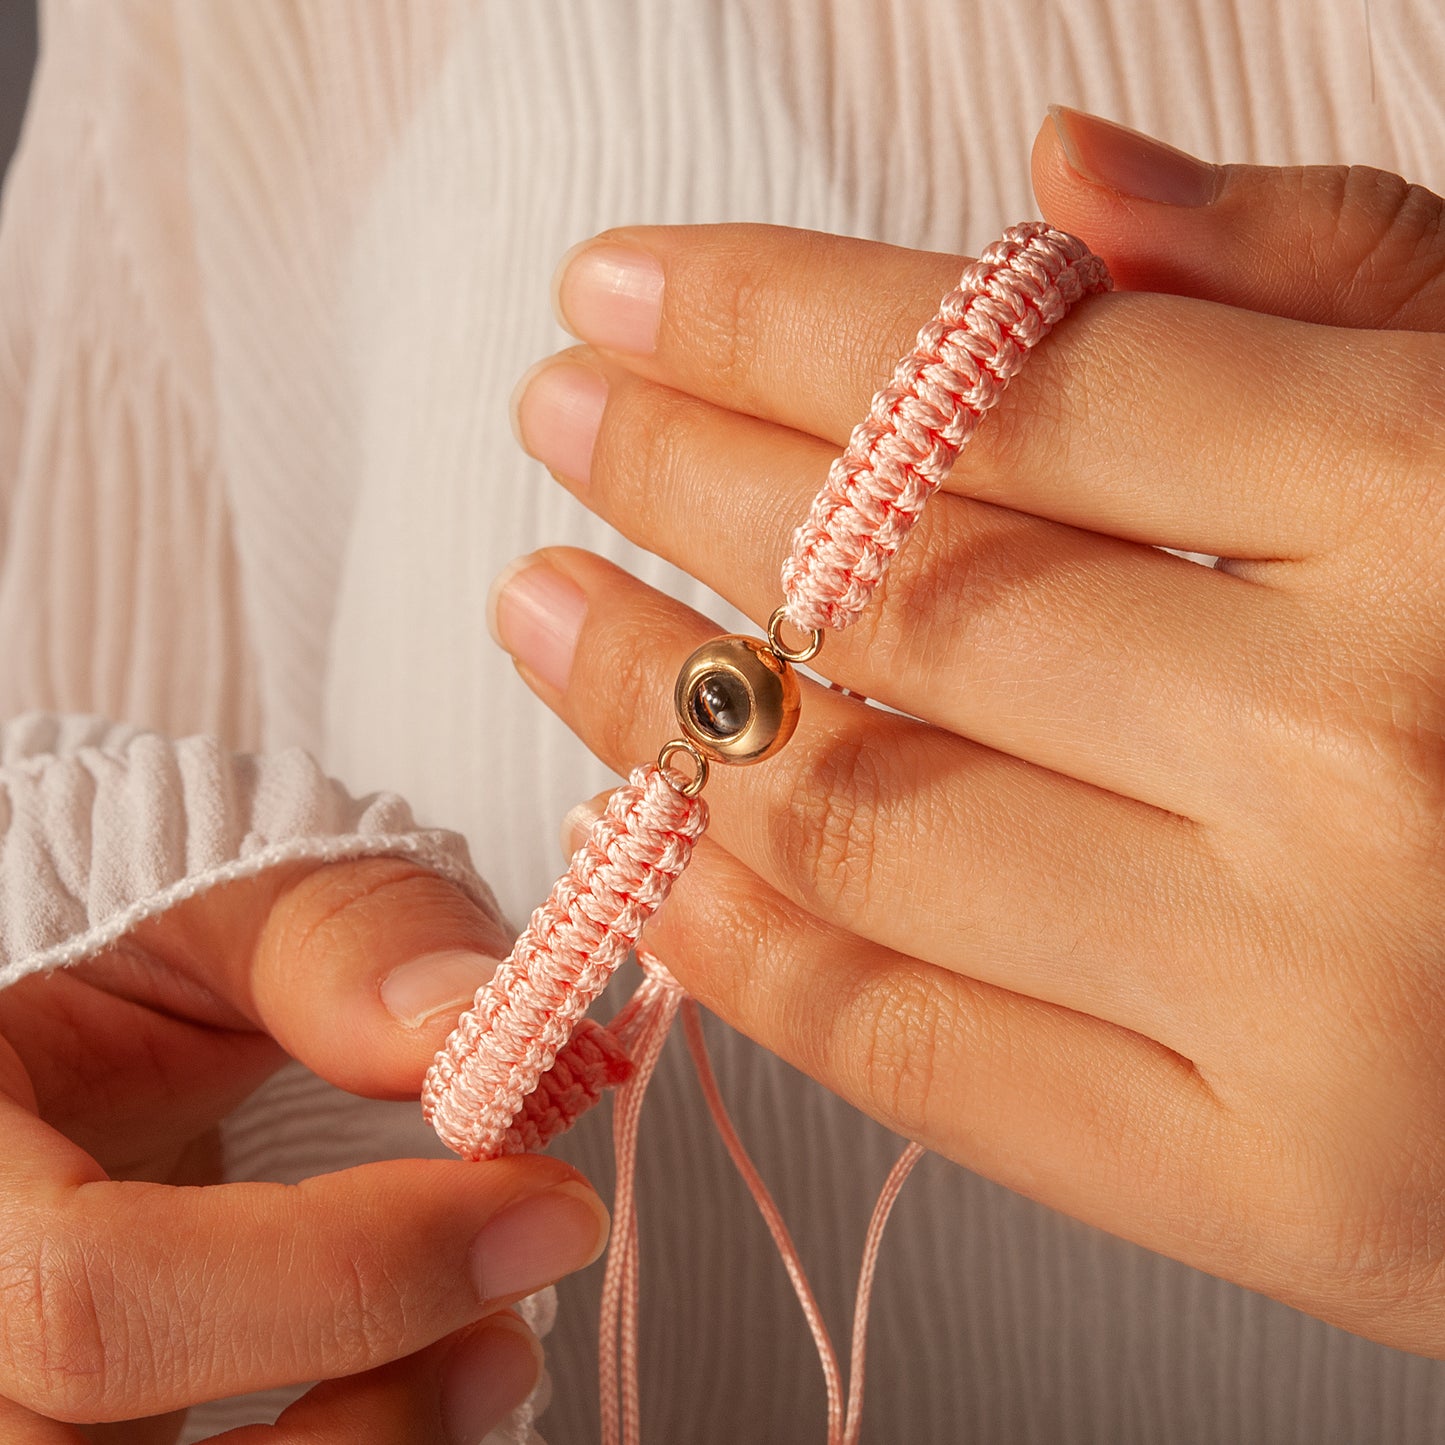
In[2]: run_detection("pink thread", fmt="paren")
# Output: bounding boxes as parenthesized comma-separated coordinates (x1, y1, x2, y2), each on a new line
(842, 1138, 926, 1443)
(598, 949, 687, 1445)
(681, 998, 844, 1431)
(781, 223, 1111, 633)
(591, 964, 926, 1445)
(421, 763, 707, 1160)
(682, 998, 925, 1445)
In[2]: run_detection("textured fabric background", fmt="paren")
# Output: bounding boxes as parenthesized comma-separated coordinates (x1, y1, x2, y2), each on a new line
(1, 2, 1443, 1441)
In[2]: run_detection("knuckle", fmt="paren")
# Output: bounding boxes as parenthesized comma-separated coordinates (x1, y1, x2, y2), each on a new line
(582, 596, 677, 771)
(0, 1226, 122, 1418)
(1365, 340, 1445, 543)
(1343, 168, 1445, 304)
(267, 856, 440, 964)
(863, 502, 1036, 683)
(1309, 1139, 1445, 1316)
(330, 1246, 410, 1371)
(865, 509, 978, 656)
(1294, 165, 1445, 316)
(769, 732, 884, 926)
(692, 244, 776, 401)
(963, 289, 1118, 491)
(1256, 1013, 1445, 1334)
(651, 859, 804, 1025)
(595, 380, 704, 537)
(831, 966, 960, 1139)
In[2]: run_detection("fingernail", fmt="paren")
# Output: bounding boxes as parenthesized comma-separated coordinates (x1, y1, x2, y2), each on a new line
(559, 801, 601, 861)
(380, 951, 502, 1028)
(486, 556, 588, 695)
(1048, 105, 1219, 206)
(441, 1315, 544, 1445)
(552, 241, 665, 355)
(470, 1181, 611, 1301)
(510, 358, 608, 487)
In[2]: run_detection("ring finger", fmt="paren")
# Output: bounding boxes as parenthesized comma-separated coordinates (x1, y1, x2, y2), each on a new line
(595, 819, 1244, 1285)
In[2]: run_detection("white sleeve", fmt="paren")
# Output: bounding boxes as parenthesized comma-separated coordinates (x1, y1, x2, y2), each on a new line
(0, 710, 501, 988)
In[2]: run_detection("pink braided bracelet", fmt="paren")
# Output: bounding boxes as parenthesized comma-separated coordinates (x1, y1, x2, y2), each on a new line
(421, 221, 1111, 1442)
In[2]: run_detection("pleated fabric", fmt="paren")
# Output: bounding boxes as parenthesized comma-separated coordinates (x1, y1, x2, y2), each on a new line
(0, 1, 1442, 1441)
(0, 711, 499, 986)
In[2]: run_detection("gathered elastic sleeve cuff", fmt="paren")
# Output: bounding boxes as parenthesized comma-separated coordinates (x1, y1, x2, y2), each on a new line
(0, 712, 500, 990)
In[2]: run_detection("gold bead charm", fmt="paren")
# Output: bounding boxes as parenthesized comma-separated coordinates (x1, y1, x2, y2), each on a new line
(673, 635, 801, 764)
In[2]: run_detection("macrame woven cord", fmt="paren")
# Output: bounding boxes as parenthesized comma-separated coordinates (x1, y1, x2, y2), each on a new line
(421, 221, 1111, 1443)
(423, 764, 706, 1160)
(782, 223, 1111, 632)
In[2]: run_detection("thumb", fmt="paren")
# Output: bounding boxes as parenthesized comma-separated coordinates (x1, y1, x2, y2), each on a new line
(1031, 105, 1445, 331)
(259, 856, 516, 1099)
(132, 855, 515, 1101)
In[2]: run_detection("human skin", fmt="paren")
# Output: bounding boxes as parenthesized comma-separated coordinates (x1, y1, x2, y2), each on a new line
(0, 856, 611, 1444)
(500, 108, 1445, 1356)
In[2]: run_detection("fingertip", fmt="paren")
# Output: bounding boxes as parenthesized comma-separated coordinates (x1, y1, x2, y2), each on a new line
(1034, 105, 1068, 171)
(549, 236, 592, 335)
(558, 794, 608, 861)
(508, 357, 552, 453)
(254, 858, 515, 1098)
(1030, 110, 1161, 294)
(487, 552, 542, 654)
(1032, 105, 1076, 185)
(1031, 104, 1111, 241)
(1039, 106, 1219, 207)
(468, 1178, 611, 1304)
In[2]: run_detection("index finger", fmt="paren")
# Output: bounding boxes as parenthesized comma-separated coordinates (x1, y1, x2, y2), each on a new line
(102, 856, 514, 1103)
(0, 1095, 606, 1424)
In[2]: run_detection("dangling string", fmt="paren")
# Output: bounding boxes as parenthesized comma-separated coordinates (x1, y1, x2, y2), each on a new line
(681, 994, 924, 1445)
(591, 943, 930, 1445)
(680, 995, 845, 1434)
(598, 950, 686, 1445)
(843, 1138, 926, 1443)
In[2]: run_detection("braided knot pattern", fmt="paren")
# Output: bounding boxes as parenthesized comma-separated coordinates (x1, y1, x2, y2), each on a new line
(422, 763, 708, 1160)
(781, 222, 1111, 633)
(503, 1019, 637, 1154)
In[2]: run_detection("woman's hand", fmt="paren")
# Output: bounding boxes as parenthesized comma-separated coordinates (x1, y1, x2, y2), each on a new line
(495, 109, 1445, 1356)
(0, 857, 610, 1443)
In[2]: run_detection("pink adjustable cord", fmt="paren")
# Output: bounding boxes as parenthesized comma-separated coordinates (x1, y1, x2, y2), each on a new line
(782, 222, 1111, 634)
(422, 221, 1111, 1440)
(681, 994, 926, 1445)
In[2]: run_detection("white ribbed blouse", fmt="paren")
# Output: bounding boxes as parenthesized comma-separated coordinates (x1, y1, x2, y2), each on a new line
(2, 2, 1444, 1441)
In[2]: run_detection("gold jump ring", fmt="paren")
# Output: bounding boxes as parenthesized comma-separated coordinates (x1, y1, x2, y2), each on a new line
(766, 606, 823, 664)
(656, 738, 710, 797)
